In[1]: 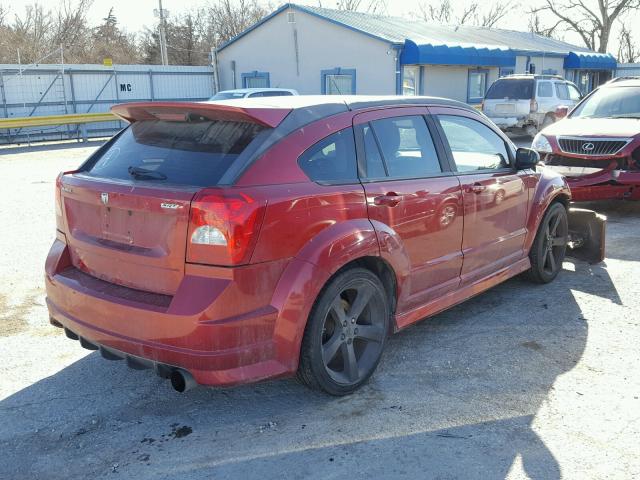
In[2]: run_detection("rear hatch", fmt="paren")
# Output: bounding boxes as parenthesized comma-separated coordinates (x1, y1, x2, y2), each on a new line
(483, 78, 534, 118)
(59, 102, 289, 295)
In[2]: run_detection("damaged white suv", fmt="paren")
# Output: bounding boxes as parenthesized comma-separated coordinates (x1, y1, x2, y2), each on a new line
(482, 74, 583, 137)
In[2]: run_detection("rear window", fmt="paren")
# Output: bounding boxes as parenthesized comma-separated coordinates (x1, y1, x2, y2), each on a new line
(485, 79, 534, 100)
(83, 119, 266, 187)
(298, 128, 358, 184)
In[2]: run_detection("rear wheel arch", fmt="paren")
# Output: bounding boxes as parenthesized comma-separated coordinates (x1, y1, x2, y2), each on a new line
(328, 256, 398, 321)
(296, 264, 392, 394)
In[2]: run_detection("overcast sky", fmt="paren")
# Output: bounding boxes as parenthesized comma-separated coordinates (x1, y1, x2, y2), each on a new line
(1, 0, 637, 55)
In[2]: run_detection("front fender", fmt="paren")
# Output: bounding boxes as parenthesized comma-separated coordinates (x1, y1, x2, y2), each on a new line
(524, 168, 571, 252)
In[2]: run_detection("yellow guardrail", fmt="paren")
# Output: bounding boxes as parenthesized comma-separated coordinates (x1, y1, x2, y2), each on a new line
(0, 112, 117, 129)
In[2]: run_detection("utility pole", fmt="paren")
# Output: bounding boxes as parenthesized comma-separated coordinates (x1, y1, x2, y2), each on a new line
(154, 0, 170, 65)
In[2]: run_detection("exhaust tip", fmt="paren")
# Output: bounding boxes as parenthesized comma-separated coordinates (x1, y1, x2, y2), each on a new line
(170, 369, 197, 393)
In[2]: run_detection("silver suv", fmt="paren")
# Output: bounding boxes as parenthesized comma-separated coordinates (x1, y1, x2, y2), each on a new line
(482, 75, 583, 137)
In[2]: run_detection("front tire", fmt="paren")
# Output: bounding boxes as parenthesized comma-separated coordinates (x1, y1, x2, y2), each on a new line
(526, 202, 568, 284)
(297, 268, 389, 396)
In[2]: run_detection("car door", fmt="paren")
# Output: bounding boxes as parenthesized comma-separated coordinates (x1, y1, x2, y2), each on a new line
(353, 108, 464, 311)
(429, 107, 530, 286)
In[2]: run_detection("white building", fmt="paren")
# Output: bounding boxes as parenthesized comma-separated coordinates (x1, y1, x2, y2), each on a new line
(216, 3, 617, 103)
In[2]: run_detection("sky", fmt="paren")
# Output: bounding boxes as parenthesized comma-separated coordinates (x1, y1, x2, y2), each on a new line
(1, 0, 638, 55)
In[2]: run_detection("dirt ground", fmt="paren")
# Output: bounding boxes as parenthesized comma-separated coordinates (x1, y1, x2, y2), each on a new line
(0, 141, 638, 479)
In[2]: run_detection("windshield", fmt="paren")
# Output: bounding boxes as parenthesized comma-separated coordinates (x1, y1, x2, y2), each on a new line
(485, 79, 534, 100)
(571, 86, 640, 119)
(83, 119, 266, 187)
(210, 92, 247, 100)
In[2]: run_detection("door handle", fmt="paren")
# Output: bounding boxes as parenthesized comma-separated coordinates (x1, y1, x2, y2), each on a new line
(374, 192, 404, 207)
(468, 183, 486, 194)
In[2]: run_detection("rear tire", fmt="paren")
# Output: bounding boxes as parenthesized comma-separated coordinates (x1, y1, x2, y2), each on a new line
(526, 202, 568, 284)
(297, 268, 389, 396)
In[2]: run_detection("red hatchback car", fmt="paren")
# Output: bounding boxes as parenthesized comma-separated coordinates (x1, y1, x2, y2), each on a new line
(532, 78, 640, 201)
(45, 96, 600, 395)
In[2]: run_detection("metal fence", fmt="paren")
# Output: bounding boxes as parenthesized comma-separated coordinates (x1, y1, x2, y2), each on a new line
(0, 63, 216, 145)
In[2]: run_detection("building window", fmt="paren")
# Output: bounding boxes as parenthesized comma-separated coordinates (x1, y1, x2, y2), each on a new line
(241, 71, 270, 88)
(499, 67, 514, 77)
(321, 68, 356, 95)
(467, 69, 488, 104)
(402, 66, 420, 96)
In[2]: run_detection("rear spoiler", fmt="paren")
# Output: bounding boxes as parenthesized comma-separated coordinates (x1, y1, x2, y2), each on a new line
(111, 102, 291, 128)
(566, 208, 606, 264)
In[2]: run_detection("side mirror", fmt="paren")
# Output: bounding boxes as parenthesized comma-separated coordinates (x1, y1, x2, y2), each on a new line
(555, 105, 570, 119)
(515, 147, 540, 170)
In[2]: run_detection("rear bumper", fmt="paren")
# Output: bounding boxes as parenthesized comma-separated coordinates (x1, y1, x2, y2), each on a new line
(487, 114, 540, 130)
(489, 116, 527, 129)
(45, 237, 299, 387)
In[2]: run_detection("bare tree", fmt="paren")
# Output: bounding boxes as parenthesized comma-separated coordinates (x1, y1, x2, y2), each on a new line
(417, 0, 514, 27)
(204, 0, 270, 44)
(617, 23, 638, 63)
(479, 1, 512, 27)
(419, 0, 452, 23)
(317, 0, 387, 14)
(533, 0, 640, 53)
(528, 12, 562, 38)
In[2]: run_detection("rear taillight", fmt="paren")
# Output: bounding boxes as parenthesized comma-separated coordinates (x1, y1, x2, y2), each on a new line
(187, 189, 266, 266)
(530, 99, 538, 113)
(55, 173, 64, 230)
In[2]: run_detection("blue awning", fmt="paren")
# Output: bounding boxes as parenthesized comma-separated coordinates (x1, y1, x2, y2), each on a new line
(564, 51, 617, 70)
(400, 39, 516, 67)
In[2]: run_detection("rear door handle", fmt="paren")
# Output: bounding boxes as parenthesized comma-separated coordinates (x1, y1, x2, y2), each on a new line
(468, 183, 486, 194)
(374, 192, 405, 207)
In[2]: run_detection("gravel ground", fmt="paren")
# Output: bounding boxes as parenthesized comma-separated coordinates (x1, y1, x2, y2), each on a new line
(0, 141, 638, 480)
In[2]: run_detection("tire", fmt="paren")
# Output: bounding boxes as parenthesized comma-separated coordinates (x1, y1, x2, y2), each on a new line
(525, 202, 568, 284)
(297, 267, 390, 396)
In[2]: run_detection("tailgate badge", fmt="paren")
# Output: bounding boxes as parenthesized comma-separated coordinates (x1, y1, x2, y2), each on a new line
(101, 192, 109, 205)
(161, 202, 182, 210)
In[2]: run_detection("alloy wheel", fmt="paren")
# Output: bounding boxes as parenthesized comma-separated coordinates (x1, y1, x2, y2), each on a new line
(542, 208, 568, 275)
(320, 281, 386, 385)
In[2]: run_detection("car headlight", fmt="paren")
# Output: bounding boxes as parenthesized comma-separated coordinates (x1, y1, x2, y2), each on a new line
(532, 133, 552, 153)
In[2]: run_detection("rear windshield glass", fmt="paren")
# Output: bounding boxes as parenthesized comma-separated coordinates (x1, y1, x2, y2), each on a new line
(83, 119, 265, 187)
(485, 79, 534, 100)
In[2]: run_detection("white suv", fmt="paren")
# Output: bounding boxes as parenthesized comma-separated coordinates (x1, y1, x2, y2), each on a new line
(482, 75, 583, 137)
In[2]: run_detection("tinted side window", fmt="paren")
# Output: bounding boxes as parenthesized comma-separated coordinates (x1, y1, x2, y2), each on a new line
(537, 81, 553, 97)
(369, 115, 442, 179)
(298, 128, 358, 184)
(555, 83, 570, 100)
(438, 115, 510, 172)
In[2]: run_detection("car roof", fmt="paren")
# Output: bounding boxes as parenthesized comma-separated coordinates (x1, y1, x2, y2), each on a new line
(217, 88, 298, 94)
(497, 74, 565, 81)
(204, 95, 472, 113)
(604, 78, 640, 88)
